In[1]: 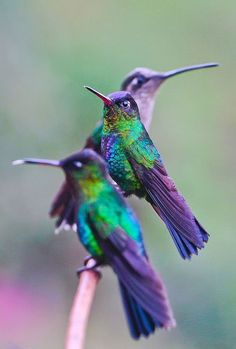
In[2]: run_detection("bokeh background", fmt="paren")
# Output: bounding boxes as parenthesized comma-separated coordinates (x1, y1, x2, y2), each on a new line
(1, 1, 235, 348)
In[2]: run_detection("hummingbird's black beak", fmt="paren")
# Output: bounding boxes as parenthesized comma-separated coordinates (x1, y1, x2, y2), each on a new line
(85, 86, 113, 106)
(12, 158, 60, 167)
(153, 62, 219, 81)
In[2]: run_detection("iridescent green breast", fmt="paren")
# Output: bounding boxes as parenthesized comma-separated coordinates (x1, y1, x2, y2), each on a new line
(101, 134, 144, 196)
(77, 204, 104, 257)
(76, 188, 145, 258)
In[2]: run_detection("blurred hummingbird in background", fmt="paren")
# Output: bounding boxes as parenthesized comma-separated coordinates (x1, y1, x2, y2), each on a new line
(85, 62, 218, 150)
(85, 87, 209, 260)
(13, 149, 176, 339)
(51, 63, 218, 232)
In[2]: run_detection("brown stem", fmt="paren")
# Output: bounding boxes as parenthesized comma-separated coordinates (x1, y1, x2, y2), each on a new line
(65, 259, 101, 349)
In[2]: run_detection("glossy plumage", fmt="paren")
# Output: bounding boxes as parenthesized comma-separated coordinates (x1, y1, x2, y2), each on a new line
(86, 88, 209, 259)
(85, 62, 218, 149)
(13, 149, 176, 338)
(51, 63, 218, 230)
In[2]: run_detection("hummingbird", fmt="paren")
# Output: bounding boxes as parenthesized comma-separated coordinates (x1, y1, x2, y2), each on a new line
(84, 62, 218, 151)
(85, 86, 209, 260)
(51, 63, 218, 232)
(13, 149, 176, 339)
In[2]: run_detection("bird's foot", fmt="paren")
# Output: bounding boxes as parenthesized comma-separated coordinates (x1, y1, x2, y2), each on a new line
(83, 255, 94, 265)
(76, 256, 102, 279)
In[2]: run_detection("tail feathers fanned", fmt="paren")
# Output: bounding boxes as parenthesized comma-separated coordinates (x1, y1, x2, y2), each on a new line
(99, 230, 176, 338)
(119, 282, 155, 339)
(195, 218, 209, 243)
(164, 218, 198, 259)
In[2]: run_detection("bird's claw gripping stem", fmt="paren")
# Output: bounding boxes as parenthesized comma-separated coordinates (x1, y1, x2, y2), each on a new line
(83, 255, 94, 265)
(76, 256, 102, 279)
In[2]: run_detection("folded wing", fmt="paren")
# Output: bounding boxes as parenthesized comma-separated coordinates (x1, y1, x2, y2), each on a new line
(128, 143, 209, 259)
(88, 212, 175, 338)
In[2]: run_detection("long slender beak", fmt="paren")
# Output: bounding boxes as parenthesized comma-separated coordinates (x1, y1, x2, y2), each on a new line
(153, 62, 219, 81)
(12, 158, 60, 167)
(84, 86, 113, 106)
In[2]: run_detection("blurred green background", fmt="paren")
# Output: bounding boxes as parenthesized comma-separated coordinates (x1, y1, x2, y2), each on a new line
(1, 1, 235, 348)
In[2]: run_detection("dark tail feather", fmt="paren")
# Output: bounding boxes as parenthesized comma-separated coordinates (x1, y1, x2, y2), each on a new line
(163, 218, 198, 259)
(96, 229, 176, 338)
(195, 218, 209, 243)
(133, 158, 209, 259)
(107, 244, 175, 333)
(161, 214, 209, 259)
(150, 199, 207, 259)
(119, 282, 155, 339)
(88, 215, 175, 339)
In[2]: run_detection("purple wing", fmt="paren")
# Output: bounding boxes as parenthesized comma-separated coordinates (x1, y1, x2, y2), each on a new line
(88, 212, 175, 338)
(102, 230, 175, 337)
(130, 159, 209, 259)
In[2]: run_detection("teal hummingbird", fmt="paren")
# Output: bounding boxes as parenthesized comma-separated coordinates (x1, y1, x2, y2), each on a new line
(51, 63, 218, 233)
(85, 87, 209, 260)
(84, 62, 218, 151)
(13, 149, 176, 339)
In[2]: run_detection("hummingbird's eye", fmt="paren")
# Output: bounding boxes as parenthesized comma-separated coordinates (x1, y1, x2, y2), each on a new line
(133, 75, 146, 87)
(74, 161, 82, 168)
(120, 100, 131, 109)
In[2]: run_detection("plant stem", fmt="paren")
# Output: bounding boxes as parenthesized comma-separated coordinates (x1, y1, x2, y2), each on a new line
(65, 259, 101, 349)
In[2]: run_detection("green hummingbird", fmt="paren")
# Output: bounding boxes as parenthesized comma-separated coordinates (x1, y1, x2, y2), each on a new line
(85, 62, 218, 150)
(85, 87, 209, 260)
(51, 63, 218, 233)
(13, 149, 176, 338)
